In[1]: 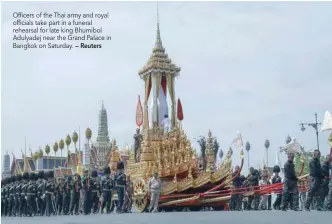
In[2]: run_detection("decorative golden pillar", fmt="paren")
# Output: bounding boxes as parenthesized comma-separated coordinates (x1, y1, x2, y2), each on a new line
(205, 130, 215, 172)
(140, 134, 154, 162)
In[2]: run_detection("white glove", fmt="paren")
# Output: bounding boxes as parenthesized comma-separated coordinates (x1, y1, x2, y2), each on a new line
(25, 196, 27, 200)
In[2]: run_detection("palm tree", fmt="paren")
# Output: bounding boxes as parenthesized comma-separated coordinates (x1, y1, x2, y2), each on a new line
(53, 142, 59, 156)
(65, 135, 72, 166)
(59, 139, 65, 166)
(38, 148, 43, 159)
(45, 144, 50, 169)
(72, 131, 78, 152)
(53, 142, 59, 167)
(32, 152, 39, 168)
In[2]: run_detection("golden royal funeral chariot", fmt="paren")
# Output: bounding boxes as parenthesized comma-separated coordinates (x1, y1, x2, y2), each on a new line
(112, 16, 245, 212)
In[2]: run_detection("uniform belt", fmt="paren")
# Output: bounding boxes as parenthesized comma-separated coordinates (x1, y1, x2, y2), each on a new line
(20, 193, 25, 195)
(92, 190, 99, 193)
(103, 189, 112, 191)
(45, 191, 54, 194)
(27, 193, 35, 196)
(10, 194, 14, 196)
(116, 185, 125, 188)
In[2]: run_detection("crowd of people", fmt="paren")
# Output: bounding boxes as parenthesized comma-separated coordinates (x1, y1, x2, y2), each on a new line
(1, 150, 331, 217)
(230, 150, 332, 211)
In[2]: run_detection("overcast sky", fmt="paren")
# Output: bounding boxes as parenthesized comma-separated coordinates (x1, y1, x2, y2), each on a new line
(2, 1, 332, 170)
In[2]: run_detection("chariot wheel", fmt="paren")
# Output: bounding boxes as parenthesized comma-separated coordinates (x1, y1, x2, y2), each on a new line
(133, 177, 149, 213)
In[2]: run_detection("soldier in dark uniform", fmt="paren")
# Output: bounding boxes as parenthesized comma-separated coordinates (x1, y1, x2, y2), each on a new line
(11, 175, 19, 217)
(272, 165, 282, 210)
(82, 170, 92, 215)
(36, 171, 45, 216)
(321, 155, 331, 208)
(90, 170, 101, 214)
(55, 177, 64, 214)
(281, 152, 300, 211)
(101, 167, 113, 214)
(115, 161, 126, 213)
(304, 149, 325, 211)
(1, 179, 8, 216)
(122, 175, 134, 213)
(62, 175, 72, 215)
(14, 174, 22, 216)
(229, 165, 245, 211)
(20, 172, 30, 216)
(1, 179, 4, 216)
(325, 157, 332, 211)
(70, 173, 82, 215)
(26, 173, 37, 216)
(5, 177, 11, 216)
(4, 178, 10, 216)
(247, 167, 260, 210)
(44, 170, 55, 216)
(7, 175, 16, 216)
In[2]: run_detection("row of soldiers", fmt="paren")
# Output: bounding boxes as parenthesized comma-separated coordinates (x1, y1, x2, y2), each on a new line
(1, 161, 134, 217)
(230, 150, 332, 211)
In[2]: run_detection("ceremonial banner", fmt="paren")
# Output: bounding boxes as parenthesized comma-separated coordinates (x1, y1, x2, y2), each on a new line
(136, 95, 143, 127)
(177, 98, 184, 121)
(231, 131, 243, 148)
(321, 111, 332, 132)
(281, 138, 302, 154)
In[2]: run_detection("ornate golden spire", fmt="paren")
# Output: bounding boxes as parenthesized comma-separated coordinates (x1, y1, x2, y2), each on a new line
(155, 3, 163, 49)
(138, 5, 181, 78)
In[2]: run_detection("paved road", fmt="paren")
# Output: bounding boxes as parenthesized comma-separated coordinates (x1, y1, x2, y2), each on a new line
(1, 211, 330, 224)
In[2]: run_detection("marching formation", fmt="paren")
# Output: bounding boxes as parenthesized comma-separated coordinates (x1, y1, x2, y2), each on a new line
(229, 151, 332, 212)
(1, 161, 134, 217)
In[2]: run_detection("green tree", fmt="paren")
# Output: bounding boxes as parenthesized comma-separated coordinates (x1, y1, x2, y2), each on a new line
(212, 138, 220, 160)
(197, 136, 207, 170)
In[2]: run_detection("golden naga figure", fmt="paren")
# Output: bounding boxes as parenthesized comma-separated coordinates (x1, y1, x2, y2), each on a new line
(109, 139, 120, 171)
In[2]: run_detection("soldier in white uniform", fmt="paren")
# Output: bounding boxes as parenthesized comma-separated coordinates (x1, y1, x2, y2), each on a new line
(161, 115, 171, 133)
(148, 171, 162, 212)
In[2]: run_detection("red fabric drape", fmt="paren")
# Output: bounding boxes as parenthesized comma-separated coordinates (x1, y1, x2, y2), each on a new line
(177, 98, 184, 121)
(161, 75, 167, 96)
(147, 76, 152, 100)
(136, 95, 143, 127)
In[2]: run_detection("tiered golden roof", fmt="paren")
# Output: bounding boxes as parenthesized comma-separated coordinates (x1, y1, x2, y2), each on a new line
(138, 13, 181, 78)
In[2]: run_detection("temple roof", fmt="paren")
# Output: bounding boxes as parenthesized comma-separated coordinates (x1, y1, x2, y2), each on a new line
(138, 9, 181, 78)
(97, 101, 110, 144)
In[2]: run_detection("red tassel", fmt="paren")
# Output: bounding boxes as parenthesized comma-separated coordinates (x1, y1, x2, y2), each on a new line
(136, 95, 143, 127)
(177, 98, 184, 121)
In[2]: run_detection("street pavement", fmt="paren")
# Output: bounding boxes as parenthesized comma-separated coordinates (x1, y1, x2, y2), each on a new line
(1, 211, 330, 224)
